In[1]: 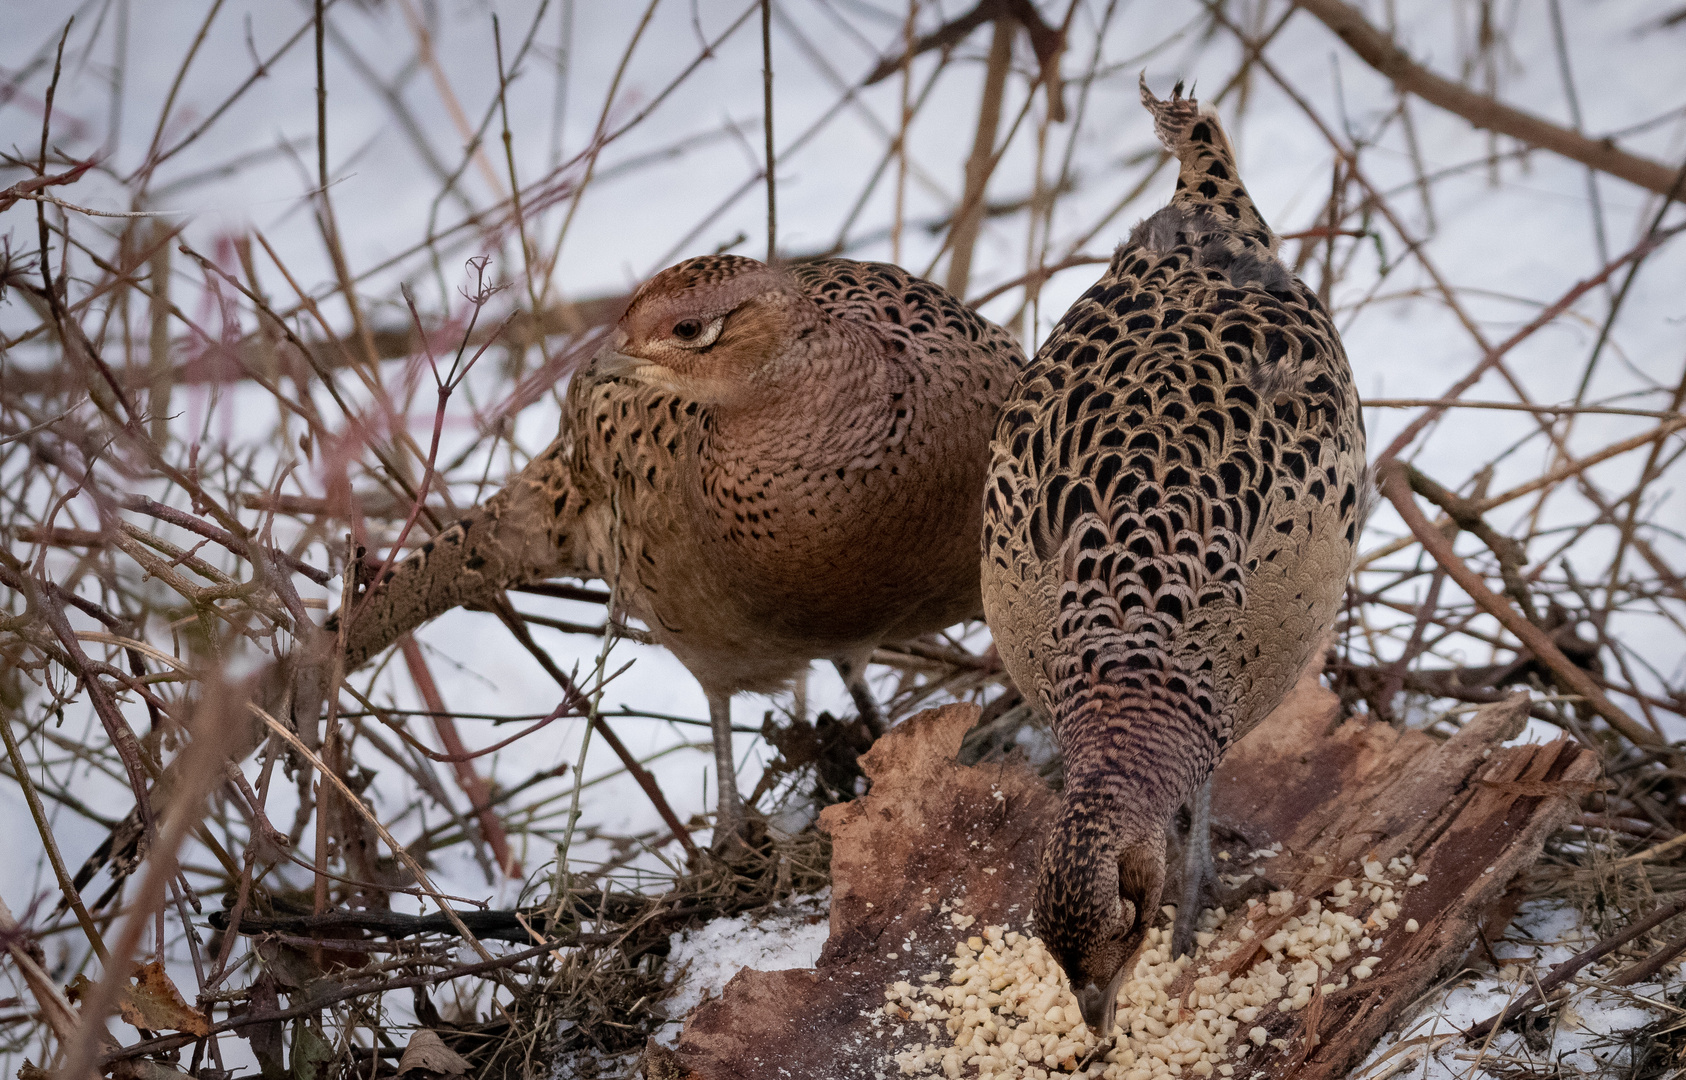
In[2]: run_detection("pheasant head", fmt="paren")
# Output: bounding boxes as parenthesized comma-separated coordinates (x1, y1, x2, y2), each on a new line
(594, 254, 819, 404)
(1036, 791, 1167, 1036)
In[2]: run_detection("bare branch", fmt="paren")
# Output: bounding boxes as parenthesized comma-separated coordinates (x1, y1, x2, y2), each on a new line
(1295, 0, 1686, 198)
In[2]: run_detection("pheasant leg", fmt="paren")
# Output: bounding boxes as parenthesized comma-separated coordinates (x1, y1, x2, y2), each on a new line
(1170, 777, 1218, 959)
(708, 690, 745, 845)
(834, 659, 887, 739)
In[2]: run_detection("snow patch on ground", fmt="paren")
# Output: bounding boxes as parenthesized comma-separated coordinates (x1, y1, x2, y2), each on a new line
(1355, 901, 1680, 1080)
(549, 1047, 642, 1080)
(654, 890, 833, 1045)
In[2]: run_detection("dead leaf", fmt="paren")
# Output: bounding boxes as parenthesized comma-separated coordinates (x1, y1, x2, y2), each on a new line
(63, 973, 93, 1004)
(241, 972, 286, 1080)
(289, 1020, 333, 1080)
(115, 961, 209, 1037)
(397, 1029, 470, 1076)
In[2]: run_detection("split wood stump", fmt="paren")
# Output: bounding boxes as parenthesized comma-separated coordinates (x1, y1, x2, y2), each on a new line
(647, 672, 1597, 1080)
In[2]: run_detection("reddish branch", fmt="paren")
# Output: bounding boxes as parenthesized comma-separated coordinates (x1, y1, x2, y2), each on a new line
(0, 159, 94, 213)
(1376, 225, 1684, 463)
(98, 938, 570, 1069)
(1608, 929, 1686, 988)
(865, 0, 1069, 121)
(121, 495, 331, 585)
(398, 636, 521, 878)
(1463, 893, 1686, 1039)
(31, 587, 160, 835)
(209, 906, 611, 944)
(489, 602, 701, 859)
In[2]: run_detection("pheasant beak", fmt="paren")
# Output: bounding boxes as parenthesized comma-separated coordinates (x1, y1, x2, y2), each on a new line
(1076, 982, 1114, 1034)
(1078, 957, 1133, 1037)
(592, 344, 669, 384)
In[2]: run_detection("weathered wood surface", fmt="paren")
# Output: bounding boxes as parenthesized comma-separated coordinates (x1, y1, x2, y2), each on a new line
(649, 701, 1055, 1079)
(648, 676, 1597, 1080)
(1190, 687, 1599, 1079)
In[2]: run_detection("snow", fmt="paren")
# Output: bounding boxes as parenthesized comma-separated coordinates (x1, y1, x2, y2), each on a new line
(655, 889, 833, 1044)
(2, 0, 1682, 910)
(1355, 901, 1683, 1080)
(549, 1046, 643, 1080)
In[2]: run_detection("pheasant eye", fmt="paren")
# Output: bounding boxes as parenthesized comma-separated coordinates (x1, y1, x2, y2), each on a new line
(672, 319, 703, 341)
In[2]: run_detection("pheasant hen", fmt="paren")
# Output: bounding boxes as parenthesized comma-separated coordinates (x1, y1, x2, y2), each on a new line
(981, 80, 1367, 1033)
(342, 255, 1025, 835)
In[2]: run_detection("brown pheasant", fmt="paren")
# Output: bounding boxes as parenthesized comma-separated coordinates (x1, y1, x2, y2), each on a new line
(980, 79, 1368, 1034)
(341, 255, 1025, 834)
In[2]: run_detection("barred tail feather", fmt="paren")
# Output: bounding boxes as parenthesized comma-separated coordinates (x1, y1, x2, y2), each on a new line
(335, 440, 584, 668)
(1138, 74, 1275, 248)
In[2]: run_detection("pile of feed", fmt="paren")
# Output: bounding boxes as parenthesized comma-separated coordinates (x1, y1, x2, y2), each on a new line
(880, 856, 1424, 1079)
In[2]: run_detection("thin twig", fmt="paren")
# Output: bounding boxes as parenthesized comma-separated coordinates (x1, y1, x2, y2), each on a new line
(1463, 894, 1686, 1039)
(761, 0, 776, 263)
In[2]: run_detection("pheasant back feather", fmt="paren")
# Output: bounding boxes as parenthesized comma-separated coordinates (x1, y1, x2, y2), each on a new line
(984, 82, 1365, 761)
(980, 77, 1368, 1027)
(343, 257, 1024, 698)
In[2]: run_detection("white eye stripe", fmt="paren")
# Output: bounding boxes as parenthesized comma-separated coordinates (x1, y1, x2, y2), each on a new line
(675, 316, 724, 349)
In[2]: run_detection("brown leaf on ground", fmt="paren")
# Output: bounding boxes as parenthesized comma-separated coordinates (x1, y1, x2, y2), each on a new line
(397, 1029, 471, 1076)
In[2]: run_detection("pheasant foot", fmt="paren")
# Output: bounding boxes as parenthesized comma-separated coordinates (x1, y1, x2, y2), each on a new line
(1170, 777, 1218, 960)
(835, 659, 887, 739)
(708, 690, 746, 850)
